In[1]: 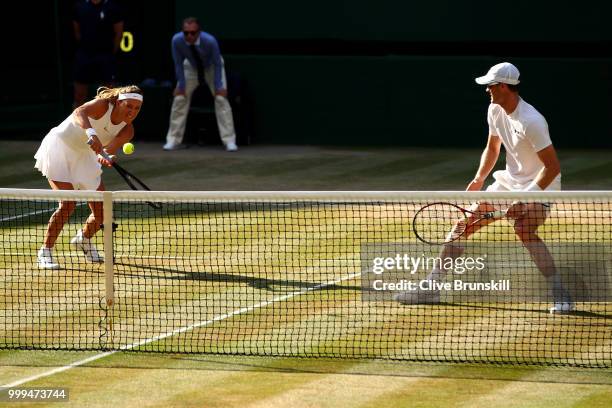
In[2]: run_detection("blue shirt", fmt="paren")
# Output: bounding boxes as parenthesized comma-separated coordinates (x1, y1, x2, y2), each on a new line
(171, 31, 223, 91)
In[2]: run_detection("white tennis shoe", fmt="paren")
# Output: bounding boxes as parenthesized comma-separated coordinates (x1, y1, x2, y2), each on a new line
(163, 142, 188, 151)
(71, 230, 103, 263)
(394, 289, 440, 305)
(225, 142, 238, 152)
(37, 247, 60, 269)
(549, 302, 575, 314)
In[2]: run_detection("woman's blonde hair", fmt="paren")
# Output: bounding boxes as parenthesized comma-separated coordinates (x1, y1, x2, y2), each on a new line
(95, 85, 143, 102)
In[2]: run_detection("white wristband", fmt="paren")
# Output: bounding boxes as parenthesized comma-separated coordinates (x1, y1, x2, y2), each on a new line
(524, 181, 542, 191)
(86, 128, 98, 145)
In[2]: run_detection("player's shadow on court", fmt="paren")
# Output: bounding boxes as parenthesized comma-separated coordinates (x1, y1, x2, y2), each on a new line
(450, 303, 611, 319)
(114, 262, 363, 293)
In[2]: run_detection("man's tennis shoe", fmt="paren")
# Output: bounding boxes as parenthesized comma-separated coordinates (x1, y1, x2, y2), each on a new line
(394, 289, 440, 305)
(549, 302, 575, 314)
(37, 247, 60, 269)
(71, 230, 103, 263)
(225, 142, 238, 152)
(163, 142, 188, 151)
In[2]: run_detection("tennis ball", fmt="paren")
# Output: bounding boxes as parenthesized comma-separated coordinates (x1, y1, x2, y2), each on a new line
(122, 143, 135, 155)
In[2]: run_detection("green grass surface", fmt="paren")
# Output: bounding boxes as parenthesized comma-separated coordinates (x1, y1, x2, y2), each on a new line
(3, 140, 612, 191)
(1, 140, 611, 407)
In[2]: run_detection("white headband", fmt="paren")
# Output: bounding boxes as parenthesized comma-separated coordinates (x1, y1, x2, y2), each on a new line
(118, 93, 143, 101)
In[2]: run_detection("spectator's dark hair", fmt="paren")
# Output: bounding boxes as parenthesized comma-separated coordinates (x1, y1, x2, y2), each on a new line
(182, 17, 200, 28)
(506, 84, 519, 93)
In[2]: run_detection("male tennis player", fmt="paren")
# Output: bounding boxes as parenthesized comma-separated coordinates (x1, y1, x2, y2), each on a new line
(395, 62, 574, 314)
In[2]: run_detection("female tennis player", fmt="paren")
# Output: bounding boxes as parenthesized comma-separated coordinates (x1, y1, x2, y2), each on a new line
(396, 63, 574, 314)
(34, 85, 143, 269)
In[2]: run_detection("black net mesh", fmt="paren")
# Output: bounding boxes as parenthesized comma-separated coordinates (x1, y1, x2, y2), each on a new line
(1, 190, 611, 367)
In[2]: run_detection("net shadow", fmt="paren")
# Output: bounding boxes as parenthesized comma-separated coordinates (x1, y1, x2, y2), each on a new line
(114, 261, 363, 293)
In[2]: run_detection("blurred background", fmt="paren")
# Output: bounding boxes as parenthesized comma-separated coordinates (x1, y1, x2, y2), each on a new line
(1, 0, 611, 148)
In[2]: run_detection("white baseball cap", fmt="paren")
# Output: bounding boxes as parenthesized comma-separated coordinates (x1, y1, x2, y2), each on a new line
(475, 62, 520, 85)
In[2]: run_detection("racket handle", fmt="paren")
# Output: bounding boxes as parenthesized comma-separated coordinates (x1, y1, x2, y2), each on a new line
(97, 149, 114, 163)
(87, 136, 113, 162)
(482, 210, 507, 219)
(98, 149, 114, 165)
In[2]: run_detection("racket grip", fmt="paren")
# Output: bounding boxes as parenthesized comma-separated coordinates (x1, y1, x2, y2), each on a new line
(491, 210, 507, 218)
(98, 150, 113, 162)
(87, 133, 113, 162)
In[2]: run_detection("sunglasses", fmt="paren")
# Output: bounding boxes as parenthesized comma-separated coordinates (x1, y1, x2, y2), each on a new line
(183, 30, 199, 36)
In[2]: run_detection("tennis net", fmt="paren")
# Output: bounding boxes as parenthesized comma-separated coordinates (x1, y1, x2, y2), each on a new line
(1, 188, 611, 367)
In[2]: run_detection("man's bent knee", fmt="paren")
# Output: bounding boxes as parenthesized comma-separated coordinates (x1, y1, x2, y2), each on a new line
(513, 223, 540, 242)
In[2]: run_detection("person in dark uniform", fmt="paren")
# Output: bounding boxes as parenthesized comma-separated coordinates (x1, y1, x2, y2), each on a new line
(72, 0, 124, 108)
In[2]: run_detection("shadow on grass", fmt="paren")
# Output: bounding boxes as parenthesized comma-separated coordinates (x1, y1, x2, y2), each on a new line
(114, 261, 364, 293)
(113, 261, 611, 321)
(161, 355, 612, 385)
(440, 302, 612, 320)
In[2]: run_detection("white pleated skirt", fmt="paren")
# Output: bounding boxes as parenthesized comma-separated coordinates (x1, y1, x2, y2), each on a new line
(34, 131, 102, 190)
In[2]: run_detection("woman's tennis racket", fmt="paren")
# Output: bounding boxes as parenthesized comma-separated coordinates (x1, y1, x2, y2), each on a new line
(98, 151, 162, 209)
(412, 202, 506, 245)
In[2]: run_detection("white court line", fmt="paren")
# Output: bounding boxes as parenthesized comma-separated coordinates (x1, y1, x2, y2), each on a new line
(0, 208, 56, 223)
(1, 271, 362, 388)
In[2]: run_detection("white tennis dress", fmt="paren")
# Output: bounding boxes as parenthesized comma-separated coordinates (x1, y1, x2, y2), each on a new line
(34, 103, 126, 190)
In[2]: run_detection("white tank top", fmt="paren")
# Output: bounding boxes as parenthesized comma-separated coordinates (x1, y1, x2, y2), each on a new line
(54, 103, 127, 151)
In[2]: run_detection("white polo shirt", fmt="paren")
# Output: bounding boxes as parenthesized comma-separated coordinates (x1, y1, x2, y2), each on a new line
(487, 97, 553, 186)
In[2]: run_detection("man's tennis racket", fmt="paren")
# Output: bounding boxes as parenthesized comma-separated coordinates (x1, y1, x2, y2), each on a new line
(99, 150, 162, 209)
(412, 202, 506, 245)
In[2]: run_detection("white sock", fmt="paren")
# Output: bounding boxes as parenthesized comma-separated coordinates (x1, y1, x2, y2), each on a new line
(78, 229, 91, 242)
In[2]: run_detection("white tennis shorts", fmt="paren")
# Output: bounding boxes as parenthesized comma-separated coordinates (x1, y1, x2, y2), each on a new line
(486, 170, 561, 192)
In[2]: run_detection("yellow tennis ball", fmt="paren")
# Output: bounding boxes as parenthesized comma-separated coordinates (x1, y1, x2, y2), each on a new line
(122, 143, 135, 155)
